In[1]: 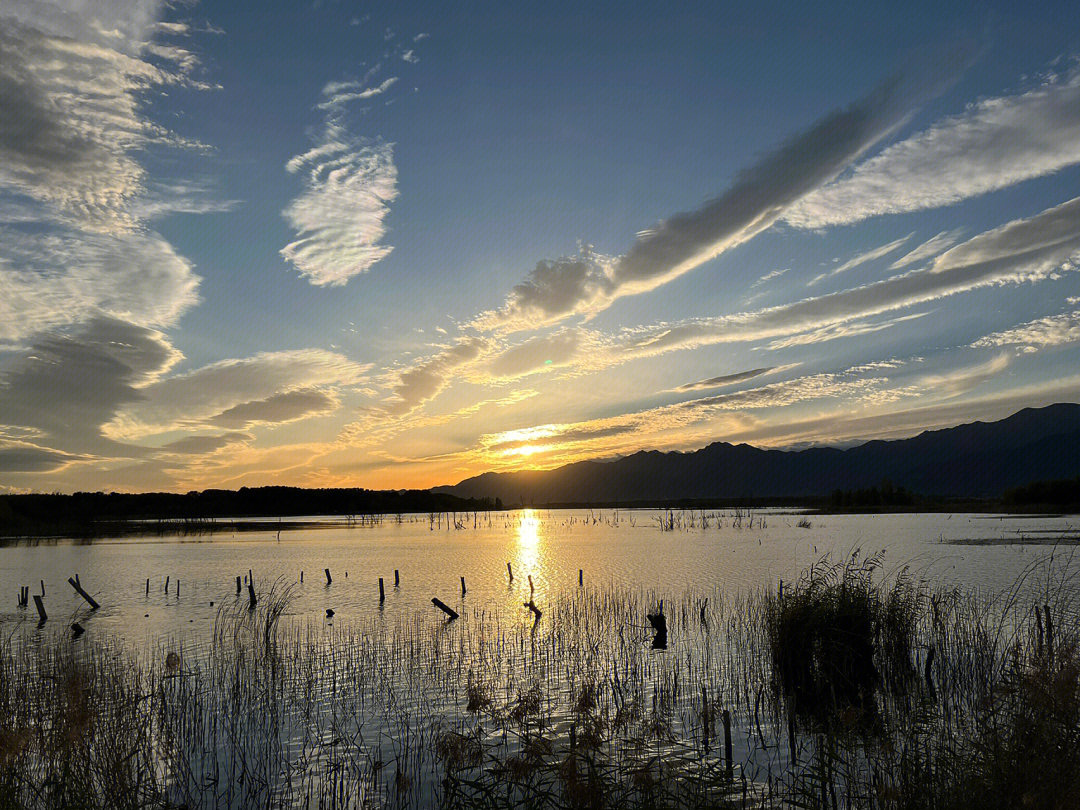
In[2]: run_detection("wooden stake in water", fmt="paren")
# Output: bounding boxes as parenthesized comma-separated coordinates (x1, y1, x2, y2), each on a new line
(579, 569, 583, 587)
(146, 578, 150, 596)
(461, 576, 467, 597)
(248, 581, 257, 609)
(379, 577, 385, 603)
(528, 575, 534, 598)
(236, 575, 242, 593)
(40, 580, 45, 597)
(325, 568, 332, 585)
(394, 569, 399, 587)
(507, 562, 514, 583)
(33, 594, 47, 623)
(68, 576, 100, 610)
(164, 575, 169, 594)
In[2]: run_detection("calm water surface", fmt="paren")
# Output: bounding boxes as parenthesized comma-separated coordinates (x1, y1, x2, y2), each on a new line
(2, 508, 1077, 643)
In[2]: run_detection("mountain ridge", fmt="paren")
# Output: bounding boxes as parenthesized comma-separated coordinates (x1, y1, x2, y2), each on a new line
(435, 403, 1080, 503)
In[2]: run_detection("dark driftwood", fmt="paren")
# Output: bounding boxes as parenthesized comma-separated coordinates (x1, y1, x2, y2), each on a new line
(431, 597, 459, 620)
(648, 604, 667, 649)
(524, 600, 542, 622)
(68, 577, 99, 610)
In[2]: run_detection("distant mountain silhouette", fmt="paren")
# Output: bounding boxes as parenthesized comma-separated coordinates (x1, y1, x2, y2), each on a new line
(436, 404, 1080, 503)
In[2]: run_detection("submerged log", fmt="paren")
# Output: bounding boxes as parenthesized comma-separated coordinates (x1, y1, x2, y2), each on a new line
(68, 577, 99, 610)
(431, 597, 459, 620)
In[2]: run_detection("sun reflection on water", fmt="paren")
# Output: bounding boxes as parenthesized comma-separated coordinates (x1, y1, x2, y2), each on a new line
(514, 508, 545, 590)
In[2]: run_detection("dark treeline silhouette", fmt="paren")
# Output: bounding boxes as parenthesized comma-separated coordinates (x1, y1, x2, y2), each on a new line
(1003, 476, 1080, 507)
(829, 479, 917, 509)
(0, 486, 502, 537)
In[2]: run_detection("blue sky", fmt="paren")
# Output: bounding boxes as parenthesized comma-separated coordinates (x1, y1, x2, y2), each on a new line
(2, 0, 1080, 492)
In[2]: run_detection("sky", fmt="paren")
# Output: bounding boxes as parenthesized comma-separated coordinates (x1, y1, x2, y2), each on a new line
(2, 0, 1080, 494)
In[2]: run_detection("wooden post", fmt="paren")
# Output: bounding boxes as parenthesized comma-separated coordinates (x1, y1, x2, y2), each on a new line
(507, 562, 514, 583)
(461, 576, 467, 597)
(146, 578, 150, 596)
(379, 577, 385, 603)
(394, 569, 399, 587)
(579, 569, 583, 587)
(325, 568, 332, 585)
(33, 594, 47, 623)
(524, 600, 542, 621)
(165, 575, 169, 594)
(300, 570, 304, 583)
(723, 709, 733, 782)
(431, 597, 459, 620)
(40, 580, 45, 597)
(71, 622, 85, 639)
(528, 575, 534, 598)
(236, 575, 242, 593)
(248, 581, 257, 609)
(68, 577, 99, 610)
(176, 580, 180, 598)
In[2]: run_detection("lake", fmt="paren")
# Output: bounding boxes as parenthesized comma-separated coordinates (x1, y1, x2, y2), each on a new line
(2, 508, 1076, 642)
(3, 507, 1079, 808)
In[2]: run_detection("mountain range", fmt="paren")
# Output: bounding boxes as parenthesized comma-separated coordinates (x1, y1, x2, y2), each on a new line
(436, 404, 1080, 504)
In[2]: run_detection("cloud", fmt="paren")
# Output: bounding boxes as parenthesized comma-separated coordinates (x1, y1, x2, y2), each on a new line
(210, 388, 340, 428)
(478, 369, 897, 459)
(808, 234, 912, 285)
(487, 329, 588, 379)
(889, 229, 965, 269)
(472, 76, 917, 333)
(281, 125, 398, 286)
(107, 349, 367, 438)
(0, 2, 207, 234)
(0, 222, 200, 342)
(317, 76, 399, 110)
(786, 69, 1080, 228)
(385, 338, 488, 414)
(0, 317, 181, 455)
(0, 442, 81, 473)
(612, 195, 1080, 359)
(160, 432, 253, 455)
(760, 311, 930, 350)
(972, 310, 1080, 352)
(751, 268, 788, 288)
(673, 366, 791, 392)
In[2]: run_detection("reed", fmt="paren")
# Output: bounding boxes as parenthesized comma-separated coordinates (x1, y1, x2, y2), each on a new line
(0, 553, 1076, 809)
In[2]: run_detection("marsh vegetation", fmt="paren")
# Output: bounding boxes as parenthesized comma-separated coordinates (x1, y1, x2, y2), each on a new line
(2, 549, 1077, 809)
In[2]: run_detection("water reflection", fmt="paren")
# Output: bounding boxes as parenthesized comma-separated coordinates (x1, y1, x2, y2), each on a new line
(514, 509, 544, 591)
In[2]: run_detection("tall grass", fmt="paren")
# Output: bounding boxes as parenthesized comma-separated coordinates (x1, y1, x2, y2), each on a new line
(0, 555, 1077, 808)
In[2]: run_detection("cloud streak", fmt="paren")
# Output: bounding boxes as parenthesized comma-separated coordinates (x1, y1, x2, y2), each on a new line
(471, 76, 919, 333)
(786, 69, 1080, 227)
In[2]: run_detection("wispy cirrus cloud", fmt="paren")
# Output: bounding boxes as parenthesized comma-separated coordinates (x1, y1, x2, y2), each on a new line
(281, 125, 398, 286)
(972, 310, 1080, 352)
(808, 233, 912, 285)
(609, 194, 1080, 359)
(786, 68, 1080, 228)
(672, 366, 793, 392)
(889, 229, 965, 269)
(470, 76, 921, 333)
